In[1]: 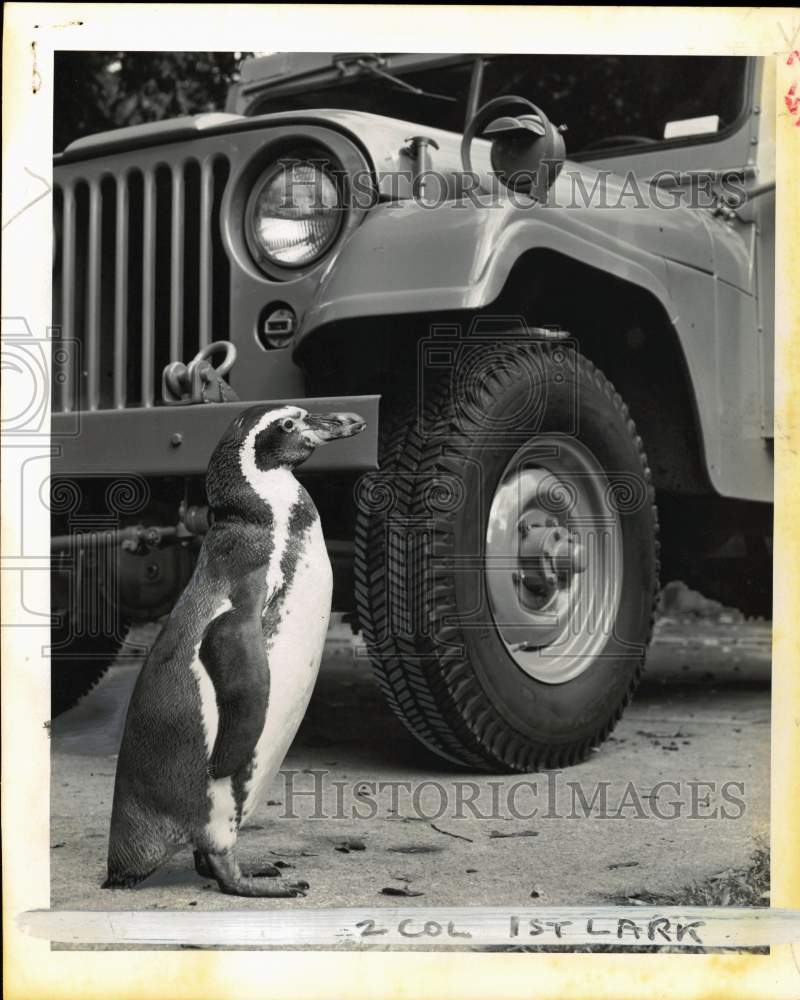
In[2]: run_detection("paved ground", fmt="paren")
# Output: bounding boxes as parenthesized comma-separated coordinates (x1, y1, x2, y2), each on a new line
(51, 609, 770, 913)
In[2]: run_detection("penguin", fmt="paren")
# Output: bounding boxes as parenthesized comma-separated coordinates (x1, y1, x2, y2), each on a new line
(103, 404, 366, 897)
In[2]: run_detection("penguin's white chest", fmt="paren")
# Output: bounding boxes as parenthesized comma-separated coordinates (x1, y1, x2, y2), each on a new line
(242, 515, 332, 818)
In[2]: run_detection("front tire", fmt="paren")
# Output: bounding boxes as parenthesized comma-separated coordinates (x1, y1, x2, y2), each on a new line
(354, 340, 659, 772)
(50, 553, 128, 716)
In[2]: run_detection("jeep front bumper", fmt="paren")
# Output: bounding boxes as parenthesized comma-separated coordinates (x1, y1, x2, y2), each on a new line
(51, 395, 379, 476)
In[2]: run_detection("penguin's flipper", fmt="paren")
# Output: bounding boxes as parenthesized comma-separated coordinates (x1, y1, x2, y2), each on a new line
(197, 604, 270, 779)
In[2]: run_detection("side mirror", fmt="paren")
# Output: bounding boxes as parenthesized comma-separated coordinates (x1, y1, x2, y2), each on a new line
(461, 95, 566, 202)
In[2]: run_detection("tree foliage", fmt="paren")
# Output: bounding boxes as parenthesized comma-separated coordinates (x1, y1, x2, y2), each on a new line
(54, 51, 249, 152)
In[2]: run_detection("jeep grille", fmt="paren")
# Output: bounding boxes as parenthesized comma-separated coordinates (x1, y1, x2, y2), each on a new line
(53, 155, 230, 412)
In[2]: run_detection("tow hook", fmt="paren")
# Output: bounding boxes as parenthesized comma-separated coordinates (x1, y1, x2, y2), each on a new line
(161, 341, 239, 405)
(514, 516, 587, 610)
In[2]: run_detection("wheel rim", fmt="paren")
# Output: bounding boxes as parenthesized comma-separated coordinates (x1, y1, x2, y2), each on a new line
(485, 435, 622, 684)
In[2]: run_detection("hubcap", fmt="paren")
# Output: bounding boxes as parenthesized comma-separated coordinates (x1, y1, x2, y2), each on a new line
(485, 436, 622, 684)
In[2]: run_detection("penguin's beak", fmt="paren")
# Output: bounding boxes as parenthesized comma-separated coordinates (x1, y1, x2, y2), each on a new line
(301, 411, 367, 444)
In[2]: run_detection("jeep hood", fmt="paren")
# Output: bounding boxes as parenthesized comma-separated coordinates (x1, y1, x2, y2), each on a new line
(57, 108, 746, 285)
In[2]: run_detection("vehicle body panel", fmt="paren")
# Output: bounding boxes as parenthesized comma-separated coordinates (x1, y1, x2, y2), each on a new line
(298, 173, 769, 502)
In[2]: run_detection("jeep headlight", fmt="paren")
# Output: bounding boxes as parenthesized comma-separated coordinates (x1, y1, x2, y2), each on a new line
(246, 159, 342, 270)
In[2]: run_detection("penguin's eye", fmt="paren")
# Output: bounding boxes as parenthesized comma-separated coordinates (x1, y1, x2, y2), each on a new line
(281, 418, 296, 432)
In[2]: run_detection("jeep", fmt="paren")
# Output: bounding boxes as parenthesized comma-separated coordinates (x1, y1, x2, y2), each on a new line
(51, 52, 774, 771)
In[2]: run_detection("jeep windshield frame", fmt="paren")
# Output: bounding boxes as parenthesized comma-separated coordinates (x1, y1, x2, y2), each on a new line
(239, 53, 751, 160)
(240, 54, 484, 132)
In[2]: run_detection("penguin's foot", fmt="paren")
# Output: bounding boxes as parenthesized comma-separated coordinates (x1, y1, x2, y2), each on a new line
(194, 849, 282, 880)
(203, 850, 308, 898)
(242, 863, 284, 878)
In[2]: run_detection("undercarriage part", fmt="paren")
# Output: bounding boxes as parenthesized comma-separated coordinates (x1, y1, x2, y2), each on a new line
(51, 499, 358, 616)
(116, 542, 197, 622)
(50, 502, 211, 553)
(657, 494, 772, 618)
(50, 550, 130, 716)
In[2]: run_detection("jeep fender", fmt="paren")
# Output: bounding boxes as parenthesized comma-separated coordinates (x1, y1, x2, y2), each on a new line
(299, 199, 771, 503)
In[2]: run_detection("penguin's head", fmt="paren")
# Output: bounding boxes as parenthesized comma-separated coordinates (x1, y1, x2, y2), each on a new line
(207, 405, 366, 514)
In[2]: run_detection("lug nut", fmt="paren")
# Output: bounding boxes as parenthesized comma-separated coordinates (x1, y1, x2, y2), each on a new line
(571, 542, 587, 573)
(552, 537, 588, 575)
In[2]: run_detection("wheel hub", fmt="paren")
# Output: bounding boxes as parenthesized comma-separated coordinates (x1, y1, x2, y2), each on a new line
(485, 436, 622, 684)
(515, 515, 587, 610)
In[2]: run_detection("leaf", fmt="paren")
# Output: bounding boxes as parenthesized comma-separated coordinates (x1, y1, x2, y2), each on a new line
(489, 829, 539, 839)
